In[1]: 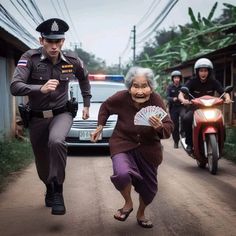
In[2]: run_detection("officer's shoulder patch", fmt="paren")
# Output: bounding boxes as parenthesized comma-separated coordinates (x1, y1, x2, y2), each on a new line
(25, 49, 41, 57)
(62, 50, 78, 59)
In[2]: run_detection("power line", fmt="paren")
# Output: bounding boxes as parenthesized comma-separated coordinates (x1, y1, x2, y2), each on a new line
(30, 0, 45, 21)
(120, 32, 132, 58)
(10, 0, 36, 31)
(62, 0, 80, 43)
(136, 0, 179, 44)
(49, 0, 61, 16)
(16, 0, 40, 25)
(48, 0, 79, 46)
(56, 0, 68, 20)
(119, 0, 166, 62)
(137, 0, 176, 38)
(136, 0, 162, 27)
(0, 4, 38, 47)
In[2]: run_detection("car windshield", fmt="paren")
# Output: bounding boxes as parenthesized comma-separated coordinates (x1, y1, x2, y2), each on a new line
(90, 84, 126, 102)
(69, 82, 126, 103)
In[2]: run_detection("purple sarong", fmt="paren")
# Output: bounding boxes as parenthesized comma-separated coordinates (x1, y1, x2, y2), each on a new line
(110, 149, 158, 205)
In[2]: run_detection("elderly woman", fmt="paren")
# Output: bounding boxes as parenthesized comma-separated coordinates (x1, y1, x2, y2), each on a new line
(91, 67, 173, 228)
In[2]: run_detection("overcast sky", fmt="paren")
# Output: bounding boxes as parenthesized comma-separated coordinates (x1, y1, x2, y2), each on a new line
(1, 0, 236, 65)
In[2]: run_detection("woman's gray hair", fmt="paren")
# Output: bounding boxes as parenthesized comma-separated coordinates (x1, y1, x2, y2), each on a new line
(124, 66, 157, 90)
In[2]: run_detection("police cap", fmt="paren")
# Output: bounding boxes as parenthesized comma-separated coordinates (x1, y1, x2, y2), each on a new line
(36, 18, 69, 39)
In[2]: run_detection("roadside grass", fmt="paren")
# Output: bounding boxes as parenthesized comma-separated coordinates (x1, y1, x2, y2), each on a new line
(0, 137, 34, 192)
(224, 127, 236, 164)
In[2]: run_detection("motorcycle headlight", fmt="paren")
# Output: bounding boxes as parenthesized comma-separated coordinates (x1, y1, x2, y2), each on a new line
(200, 98, 216, 107)
(203, 110, 217, 120)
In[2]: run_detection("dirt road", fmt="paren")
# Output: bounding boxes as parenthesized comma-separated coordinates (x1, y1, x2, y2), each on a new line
(0, 140, 236, 236)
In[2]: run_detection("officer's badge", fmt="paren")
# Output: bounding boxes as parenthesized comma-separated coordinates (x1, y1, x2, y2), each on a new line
(51, 21, 59, 32)
(62, 64, 73, 73)
(62, 64, 73, 69)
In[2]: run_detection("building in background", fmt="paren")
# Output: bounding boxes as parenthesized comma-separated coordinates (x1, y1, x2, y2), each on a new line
(0, 26, 30, 139)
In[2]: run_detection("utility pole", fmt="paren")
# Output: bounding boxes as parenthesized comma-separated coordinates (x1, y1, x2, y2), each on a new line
(132, 25, 136, 65)
(118, 56, 121, 74)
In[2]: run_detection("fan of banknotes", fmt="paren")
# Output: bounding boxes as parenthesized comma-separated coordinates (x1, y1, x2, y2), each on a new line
(134, 105, 167, 126)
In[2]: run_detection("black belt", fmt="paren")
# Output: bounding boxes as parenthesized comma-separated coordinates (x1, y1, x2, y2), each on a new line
(31, 106, 68, 118)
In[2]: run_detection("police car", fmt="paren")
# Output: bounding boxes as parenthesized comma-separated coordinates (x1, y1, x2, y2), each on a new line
(66, 74, 125, 147)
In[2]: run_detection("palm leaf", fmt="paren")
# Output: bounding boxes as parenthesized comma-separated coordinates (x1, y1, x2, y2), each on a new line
(188, 7, 199, 29)
(207, 2, 218, 20)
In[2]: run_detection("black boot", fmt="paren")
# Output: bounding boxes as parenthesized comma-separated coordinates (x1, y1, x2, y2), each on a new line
(45, 183, 54, 207)
(174, 142, 179, 148)
(51, 183, 66, 215)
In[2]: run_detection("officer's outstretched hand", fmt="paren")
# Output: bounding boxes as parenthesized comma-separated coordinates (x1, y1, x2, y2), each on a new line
(40, 79, 59, 93)
(82, 107, 89, 120)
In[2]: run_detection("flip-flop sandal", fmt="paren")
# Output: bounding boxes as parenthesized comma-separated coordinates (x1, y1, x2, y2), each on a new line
(114, 208, 133, 221)
(137, 219, 153, 228)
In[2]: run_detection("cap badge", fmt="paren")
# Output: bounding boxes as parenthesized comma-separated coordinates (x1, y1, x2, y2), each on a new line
(51, 21, 59, 32)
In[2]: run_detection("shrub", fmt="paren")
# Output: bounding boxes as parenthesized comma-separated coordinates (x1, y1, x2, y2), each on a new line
(0, 138, 34, 190)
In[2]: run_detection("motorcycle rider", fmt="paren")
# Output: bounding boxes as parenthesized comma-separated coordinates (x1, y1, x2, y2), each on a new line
(166, 70, 185, 148)
(178, 58, 231, 153)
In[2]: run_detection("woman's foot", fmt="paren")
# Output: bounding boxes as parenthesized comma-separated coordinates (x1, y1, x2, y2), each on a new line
(137, 218, 153, 228)
(114, 207, 133, 221)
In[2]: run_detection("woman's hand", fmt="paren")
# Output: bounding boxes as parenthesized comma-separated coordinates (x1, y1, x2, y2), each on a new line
(148, 115, 163, 130)
(90, 125, 103, 142)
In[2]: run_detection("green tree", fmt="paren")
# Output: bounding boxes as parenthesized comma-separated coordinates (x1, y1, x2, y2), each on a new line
(134, 2, 236, 94)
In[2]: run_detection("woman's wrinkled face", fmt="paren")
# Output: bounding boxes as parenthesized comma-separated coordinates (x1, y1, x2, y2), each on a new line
(40, 38, 65, 60)
(198, 68, 209, 81)
(129, 76, 152, 103)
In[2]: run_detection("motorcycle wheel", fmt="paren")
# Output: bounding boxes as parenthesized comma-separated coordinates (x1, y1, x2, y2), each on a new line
(207, 134, 219, 175)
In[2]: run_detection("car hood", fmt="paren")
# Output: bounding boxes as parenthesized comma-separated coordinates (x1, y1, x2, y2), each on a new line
(74, 102, 117, 121)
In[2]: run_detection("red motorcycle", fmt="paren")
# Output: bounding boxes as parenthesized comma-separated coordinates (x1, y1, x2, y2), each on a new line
(180, 86, 233, 174)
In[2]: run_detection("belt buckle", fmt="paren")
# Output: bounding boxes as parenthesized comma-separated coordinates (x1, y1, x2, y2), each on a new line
(43, 110, 53, 118)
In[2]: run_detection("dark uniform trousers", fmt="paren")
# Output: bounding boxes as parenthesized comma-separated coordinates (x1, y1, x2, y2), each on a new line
(182, 107, 194, 146)
(169, 106, 185, 144)
(29, 112, 73, 185)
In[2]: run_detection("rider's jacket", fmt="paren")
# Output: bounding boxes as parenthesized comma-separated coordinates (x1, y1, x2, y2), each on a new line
(184, 76, 224, 98)
(166, 83, 183, 110)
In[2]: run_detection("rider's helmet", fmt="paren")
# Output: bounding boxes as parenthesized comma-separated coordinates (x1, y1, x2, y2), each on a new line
(171, 70, 182, 81)
(194, 58, 213, 74)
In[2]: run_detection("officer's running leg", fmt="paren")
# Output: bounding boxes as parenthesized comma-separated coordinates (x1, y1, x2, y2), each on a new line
(47, 112, 73, 185)
(29, 118, 51, 184)
(47, 112, 73, 215)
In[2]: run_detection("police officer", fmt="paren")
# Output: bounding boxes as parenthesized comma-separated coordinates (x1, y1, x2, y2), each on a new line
(178, 58, 231, 153)
(10, 18, 91, 215)
(166, 70, 185, 148)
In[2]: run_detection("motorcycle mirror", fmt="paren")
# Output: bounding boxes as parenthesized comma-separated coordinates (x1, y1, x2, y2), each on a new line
(180, 86, 190, 95)
(224, 86, 233, 93)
